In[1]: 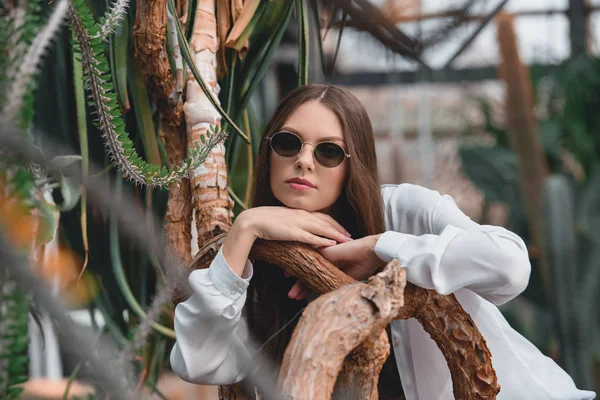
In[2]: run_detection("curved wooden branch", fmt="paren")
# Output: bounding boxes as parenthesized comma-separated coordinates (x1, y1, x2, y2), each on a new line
(397, 284, 500, 398)
(277, 260, 405, 399)
(249, 240, 356, 292)
(332, 331, 390, 400)
(190, 239, 500, 399)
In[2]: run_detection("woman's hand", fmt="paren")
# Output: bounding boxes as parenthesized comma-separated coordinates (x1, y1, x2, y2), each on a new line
(224, 207, 350, 278)
(238, 206, 353, 247)
(287, 234, 385, 300)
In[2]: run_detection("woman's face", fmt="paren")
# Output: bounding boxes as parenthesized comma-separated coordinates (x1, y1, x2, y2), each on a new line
(269, 100, 348, 213)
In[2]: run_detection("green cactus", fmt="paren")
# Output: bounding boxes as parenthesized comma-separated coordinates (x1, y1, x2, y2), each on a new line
(542, 174, 592, 387)
(0, 1, 62, 396)
(0, 169, 37, 398)
(68, 0, 228, 188)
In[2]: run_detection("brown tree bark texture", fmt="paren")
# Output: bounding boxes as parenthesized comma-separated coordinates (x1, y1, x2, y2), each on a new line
(398, 284, 500, 399)
(184, 0, 234, 250)
(277, 260, 405, 400)
(218, 383, 252, 400)
(190, 240, 500, 399)
(162, 123, 193, 265)
(133, 0, 183, 126)
(332, 331, 391, 400)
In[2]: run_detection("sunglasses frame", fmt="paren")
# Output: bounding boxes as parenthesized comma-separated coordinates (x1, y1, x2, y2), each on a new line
(266, 131, 351, 168)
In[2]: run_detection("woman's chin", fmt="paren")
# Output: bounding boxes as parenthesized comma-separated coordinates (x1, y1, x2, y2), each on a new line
(278, 196, 321, 212)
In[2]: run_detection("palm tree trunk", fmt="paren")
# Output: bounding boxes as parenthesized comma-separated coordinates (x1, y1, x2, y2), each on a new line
(184, 1, 234, 250)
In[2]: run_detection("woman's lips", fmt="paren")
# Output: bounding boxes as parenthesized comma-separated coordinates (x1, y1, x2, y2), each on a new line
(288, 182, 315, 190)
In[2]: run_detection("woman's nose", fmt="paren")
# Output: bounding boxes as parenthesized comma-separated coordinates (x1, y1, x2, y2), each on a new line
(295, 145, 315, 170)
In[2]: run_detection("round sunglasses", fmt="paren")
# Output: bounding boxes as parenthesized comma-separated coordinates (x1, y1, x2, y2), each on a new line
(266, 131, 350, 168)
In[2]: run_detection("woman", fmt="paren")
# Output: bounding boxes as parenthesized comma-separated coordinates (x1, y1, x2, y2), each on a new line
(170, 84, 595, 399)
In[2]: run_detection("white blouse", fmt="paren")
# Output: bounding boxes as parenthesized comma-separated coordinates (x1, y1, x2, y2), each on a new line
(170, 183, 596, 400)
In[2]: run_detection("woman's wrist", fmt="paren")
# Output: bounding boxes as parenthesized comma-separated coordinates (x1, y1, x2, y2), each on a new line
(370, 233, 386, 273)
(235, 210, 257, 239)
(371, 233, 384, 258)
(222, 211, 259, 277)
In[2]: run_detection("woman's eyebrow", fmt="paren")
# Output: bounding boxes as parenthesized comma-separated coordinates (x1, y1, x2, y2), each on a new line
(281, 126, 345, 143)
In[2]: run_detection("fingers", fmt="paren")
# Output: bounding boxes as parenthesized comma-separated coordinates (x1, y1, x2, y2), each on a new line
(319, 240, 353, 263)
(288, 280, 310, 300)
(301, 231, 338, 247)
(303, 219, 352, 244)
(339, 264, 370, 282)
(312, 212, 351, 237)
(255, 207, 352, 246)
(288, 281, 301, 299)
(295, 286, 310, 300)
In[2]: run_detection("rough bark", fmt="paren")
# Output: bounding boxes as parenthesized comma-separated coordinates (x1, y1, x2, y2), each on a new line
(277, 261, 405, 400)
(218, 383, 253, 400)
(133, 0, 183, 126)
(162, 123, 193, 265)
(332, 331, 390, 400)
(185, 0, 234, 249)
(190, 240, 501, 399)
(397, 284, 500, 398)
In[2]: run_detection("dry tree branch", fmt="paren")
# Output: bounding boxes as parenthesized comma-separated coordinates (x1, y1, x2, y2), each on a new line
(133, 0, 183, 126)
(192, 239, 501, 399)
(277, 259, 406, 400)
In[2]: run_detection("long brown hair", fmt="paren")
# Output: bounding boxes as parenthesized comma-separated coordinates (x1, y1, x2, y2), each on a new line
(245, 84, 386, 372)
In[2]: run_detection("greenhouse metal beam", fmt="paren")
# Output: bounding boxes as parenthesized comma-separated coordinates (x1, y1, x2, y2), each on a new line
(443, 0, 510, 69)
(325, 64, 558, 86)
(569, 0, 587, 57)
(382, 4, 600, 24)
(316, 1, 597, 87)
(336, 0, 427, 66)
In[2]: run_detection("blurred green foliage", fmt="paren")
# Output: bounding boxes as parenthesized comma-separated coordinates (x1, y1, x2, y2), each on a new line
(460, 56, 600, 391)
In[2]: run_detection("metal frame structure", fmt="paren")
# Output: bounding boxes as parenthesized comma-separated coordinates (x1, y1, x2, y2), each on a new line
(324, 0, 593, 86)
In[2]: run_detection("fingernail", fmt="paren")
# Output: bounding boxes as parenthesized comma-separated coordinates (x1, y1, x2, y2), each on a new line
(329, 240, 337, 245)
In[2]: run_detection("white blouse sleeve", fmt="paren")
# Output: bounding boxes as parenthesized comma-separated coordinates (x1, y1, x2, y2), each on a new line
(375, 184, 531, 306)
(169, 247, 254, 385)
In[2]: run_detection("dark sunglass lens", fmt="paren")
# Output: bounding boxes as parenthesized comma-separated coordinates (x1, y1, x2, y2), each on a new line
(315, 142, 346, 167)
(271, 132, 301, 157)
